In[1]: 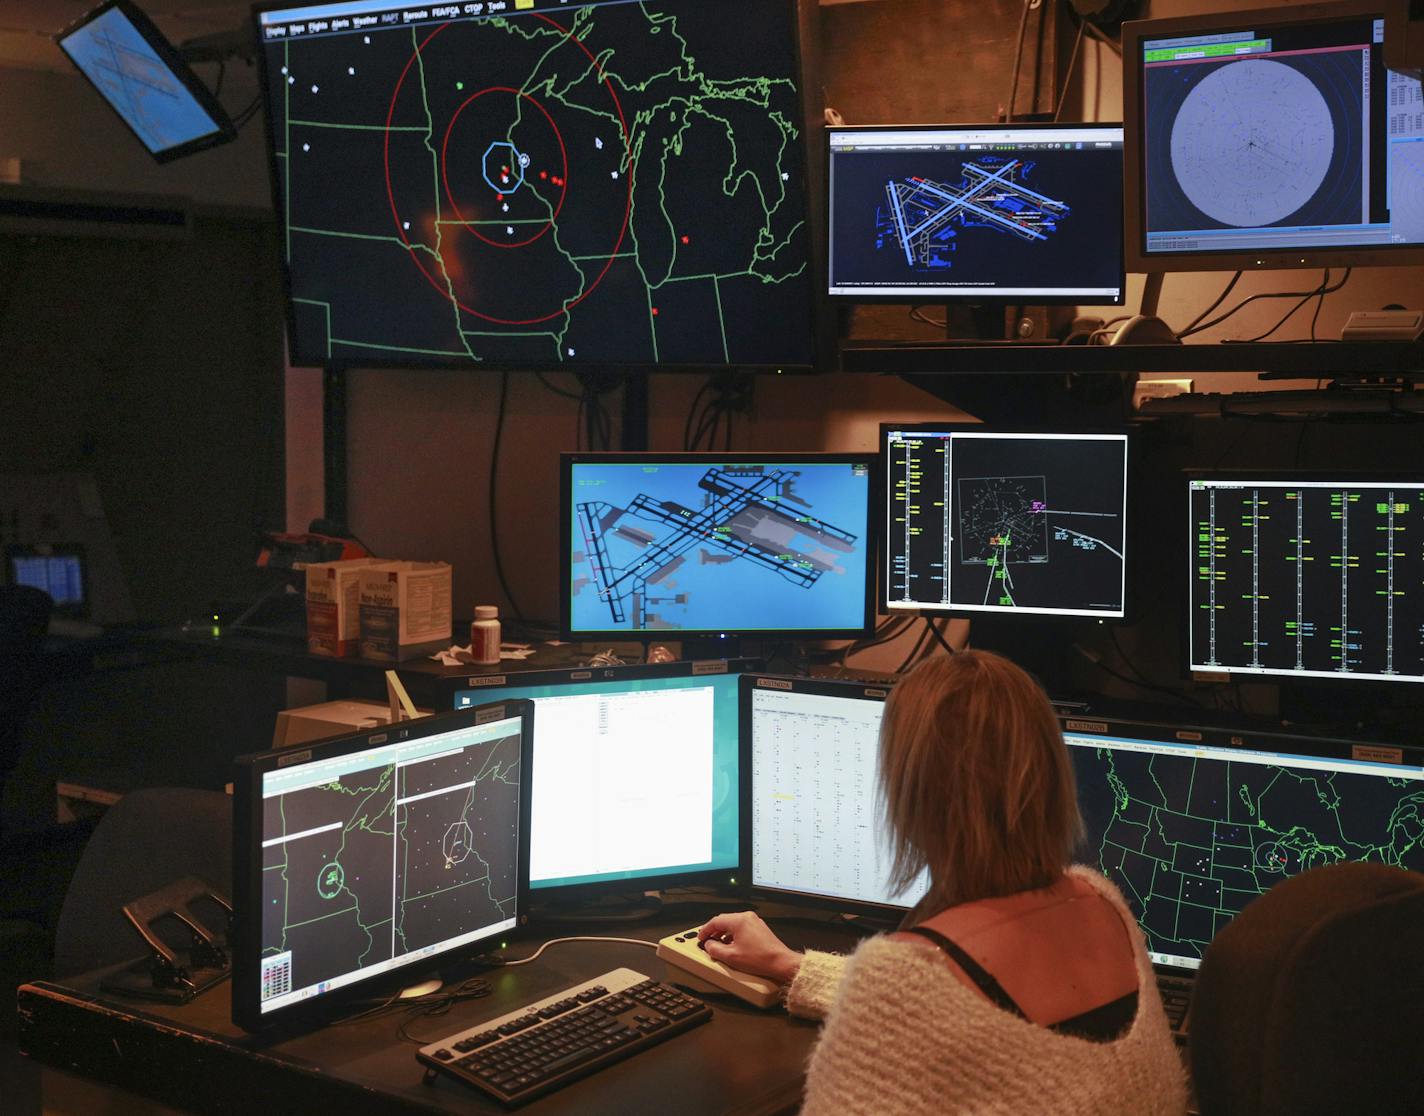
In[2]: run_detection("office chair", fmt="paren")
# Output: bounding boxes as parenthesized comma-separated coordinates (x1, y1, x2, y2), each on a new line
(52, 786, 231, 978)
(1190, 862, 1424, 1116)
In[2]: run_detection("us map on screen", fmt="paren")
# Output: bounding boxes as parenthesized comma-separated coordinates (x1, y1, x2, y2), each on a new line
(259, 730, 520, 1002)
(259, 0, 815, 368)
(1072, 741, 1424, 965)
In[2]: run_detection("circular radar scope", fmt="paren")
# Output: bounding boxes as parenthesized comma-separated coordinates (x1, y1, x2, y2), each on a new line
(1169, 59, 1334, 228)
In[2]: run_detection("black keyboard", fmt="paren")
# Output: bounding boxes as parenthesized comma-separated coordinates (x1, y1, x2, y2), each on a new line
(417, 967, 711, 1107)
(1158, 974, 1193, 1043)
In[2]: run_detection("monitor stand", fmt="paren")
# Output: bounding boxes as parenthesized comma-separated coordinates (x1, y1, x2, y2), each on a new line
(399, 977, 444, 999)
(1110, 272, 1181, 345)
(532, 891, 665, 924)
(672, 635, 743, 661)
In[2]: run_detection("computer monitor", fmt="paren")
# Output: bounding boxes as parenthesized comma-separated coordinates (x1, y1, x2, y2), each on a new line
(1187, 474, 1424, 684)
(744, 674, 928, 914)
(4, 544, 87, 616)
(826, 123, 1125, 304)
(57, 0, 237, 163)
(447, 661, 750, 897)
(881, 426, 1130, 619)
(1063, 713, 1424, 970)
(1123, 1, 1424, 273)
(562, 453, 876, 641)
(232, 700, 531, 1030)
(252, 0, 818, 371)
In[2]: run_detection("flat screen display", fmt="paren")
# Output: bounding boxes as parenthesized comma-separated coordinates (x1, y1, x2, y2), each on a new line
(6, 545, 86, 612)
(882, 427, 1130, 619)
(1125, 2, 1424, 270)
(253, 0, 817, 370)
(827, 123, 1124, 302)
(563, 454, 875, 639)
(451, 663, 746, 893)
(745, 675, 928, 913)
(1188, 476, 1424, 683)
(58, 1, 236, 162)
(232, 702, 530, 1029)
(1064, 715, 1424, 969)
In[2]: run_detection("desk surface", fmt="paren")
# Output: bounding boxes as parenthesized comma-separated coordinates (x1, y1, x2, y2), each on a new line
(18, 903, 866, 1116)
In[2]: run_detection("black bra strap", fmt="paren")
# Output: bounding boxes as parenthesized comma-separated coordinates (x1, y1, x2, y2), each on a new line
(900, 925, 1029, 1020)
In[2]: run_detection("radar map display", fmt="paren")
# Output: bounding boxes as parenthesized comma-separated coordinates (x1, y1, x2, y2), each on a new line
(568, 459, 871, 634)
(258, 722, 520, 1009)
(1068, 728, 1424, 967)
(885, 429, 1128, 617)
(256, 0, 815, 369)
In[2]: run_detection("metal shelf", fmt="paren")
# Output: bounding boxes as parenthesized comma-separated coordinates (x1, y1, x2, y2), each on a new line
(838, 340, 1424, 376)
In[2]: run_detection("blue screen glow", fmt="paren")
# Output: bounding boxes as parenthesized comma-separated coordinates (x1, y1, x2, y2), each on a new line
(568, 459, 872, 634)
(60, 7, 223, 155)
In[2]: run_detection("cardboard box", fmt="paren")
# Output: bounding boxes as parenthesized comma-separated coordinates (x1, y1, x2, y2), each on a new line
(272, 700, 394, 748)
(305, 558, 385, 657)
(359, 561, 452, 661)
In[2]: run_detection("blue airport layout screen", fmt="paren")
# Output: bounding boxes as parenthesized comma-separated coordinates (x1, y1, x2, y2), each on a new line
(256, 0, 816, 369)
(454, 671, 740, 889)
(1067, 728, 1424, 969)
(827, 126, 1123, 300)
(568, 460, 872, 634)
(60, 7, 224, 155)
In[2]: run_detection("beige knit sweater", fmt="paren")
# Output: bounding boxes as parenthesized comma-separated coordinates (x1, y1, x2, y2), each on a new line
(784, 867, 1188, 1116)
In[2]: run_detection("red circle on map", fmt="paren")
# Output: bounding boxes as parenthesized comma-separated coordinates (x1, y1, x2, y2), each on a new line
(439, 87, 568, 250)
(383, 17, 633, 326)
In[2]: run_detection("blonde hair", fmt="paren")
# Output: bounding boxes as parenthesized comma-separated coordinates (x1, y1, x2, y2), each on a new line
(879, 650, 1081, 916)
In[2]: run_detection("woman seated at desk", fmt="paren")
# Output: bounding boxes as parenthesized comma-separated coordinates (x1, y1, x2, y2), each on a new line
(699, 651, 1187, 1116)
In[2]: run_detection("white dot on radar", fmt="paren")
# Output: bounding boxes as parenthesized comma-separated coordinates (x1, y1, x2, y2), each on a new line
(280, 66, 288, 75)
(781, 172, 789, 180)
(507, 226, 514, 234)
(611, 171, 618, 179)
(568, 348, 575, 356)
(595, 137, 603, 150)
(403, 221, 410, 230)
(364, 36, 370, 43)
(348, 67, 355, 76)
(302, 143, 310, 152)
(311, 85, 319, 93)
(287, 76, 295, 85)
(502, 203, 509, 212)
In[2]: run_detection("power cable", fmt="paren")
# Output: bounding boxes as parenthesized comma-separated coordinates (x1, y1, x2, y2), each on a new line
(1178, 270, 1351, 339)
(923, 615, 957, 657)
(1230, 269, 1351, 344)
(1052, 17, 1088, 122)
(1005, 0, 1034, 122)
(488, 372, 525, 620)
(1176, 271, 1242, 337)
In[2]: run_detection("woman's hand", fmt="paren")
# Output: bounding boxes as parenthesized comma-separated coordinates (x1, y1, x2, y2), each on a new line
(696, 911, 802, 984)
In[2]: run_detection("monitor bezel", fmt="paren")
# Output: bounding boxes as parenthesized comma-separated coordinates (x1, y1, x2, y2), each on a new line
(1182, 469, 1424, 687)
(824, 121, 1127, 306)
(4, 542, 89, 618)
(1122, 0, 1424, 274)
(741, 673, 916, 919)
(57, 0, 238, 165)
(250, 0, 826, 374)
(232, 699, 533, 1032)
(560, 452, 878, 641)
(878, 423, 1133, 621)
(443, 658, 759, 901)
